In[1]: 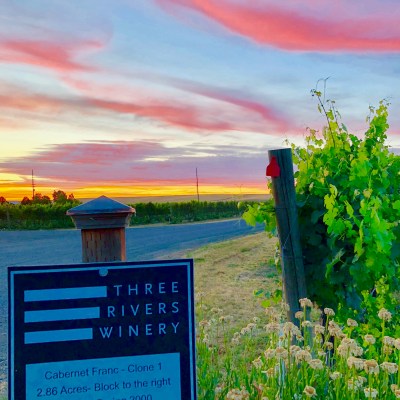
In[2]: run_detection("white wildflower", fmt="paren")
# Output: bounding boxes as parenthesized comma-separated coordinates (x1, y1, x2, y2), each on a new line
(378, 308, 392, 321)
(364, 387, 378, 398)
(299, 298, 313, 308)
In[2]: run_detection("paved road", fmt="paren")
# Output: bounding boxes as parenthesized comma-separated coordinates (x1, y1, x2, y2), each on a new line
(0, 219, 263, 392)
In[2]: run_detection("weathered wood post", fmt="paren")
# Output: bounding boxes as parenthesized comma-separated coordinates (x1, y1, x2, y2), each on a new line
(266, 148, 307, 323)
(67, 195, 135, 262)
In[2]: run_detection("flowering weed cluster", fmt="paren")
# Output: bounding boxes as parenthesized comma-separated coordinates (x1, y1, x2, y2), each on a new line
(196, 294, 400, 399)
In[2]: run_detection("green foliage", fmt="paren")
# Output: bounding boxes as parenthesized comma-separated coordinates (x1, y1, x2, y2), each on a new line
(294, 94, 400, 321)
(129, 200, 255, 225)
(0, 202, 80, 229)
(244, 93, 400, 325)
(32, 193, 51, 204)
(241, 199, 276, 236)
(0, 200, 255, 230)
(53, 190, 66, 203)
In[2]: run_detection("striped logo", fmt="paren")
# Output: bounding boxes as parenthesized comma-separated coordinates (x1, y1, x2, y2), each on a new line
(24, 286, 107, 344)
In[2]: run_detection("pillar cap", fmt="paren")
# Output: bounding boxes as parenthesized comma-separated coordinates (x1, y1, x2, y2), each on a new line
(67, 195, 135, 229)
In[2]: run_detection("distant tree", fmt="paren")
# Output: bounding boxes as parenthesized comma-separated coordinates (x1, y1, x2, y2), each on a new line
(21, 196, 32, 205)
(32, 193, 51, 204)
(68, 193, 76, 202)
(52, 190, 68, 204)
(0, 196, 7, 204)
(41, 195, 52, 204)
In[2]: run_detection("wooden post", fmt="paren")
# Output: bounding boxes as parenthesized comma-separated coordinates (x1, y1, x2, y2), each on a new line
(67, 196, 135, 263)
(80, 227, 127, 263)
(267, 148, 307, 323)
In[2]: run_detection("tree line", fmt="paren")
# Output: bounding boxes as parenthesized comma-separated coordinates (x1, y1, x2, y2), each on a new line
(0, 194, 256, 230)
(0, 190, 78, 205)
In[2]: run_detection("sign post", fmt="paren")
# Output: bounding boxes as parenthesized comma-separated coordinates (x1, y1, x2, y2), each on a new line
(8, 259, 196, 399)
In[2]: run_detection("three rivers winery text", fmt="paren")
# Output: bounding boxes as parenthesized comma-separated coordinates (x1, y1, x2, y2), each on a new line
(99, 282, 180, 338)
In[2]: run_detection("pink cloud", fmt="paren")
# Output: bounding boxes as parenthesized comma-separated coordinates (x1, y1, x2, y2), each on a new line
(0, 81, 285, 133)
(0, 85, 94, 130)
(0, 141, 170, 185)
(89, 98, 237, 131)
(65, 75, 293, 133)
(163, 77, 292, 130)
(0, 90, 72, 113)
(156, 0, 400, 52)
(0, 116, 27, 130)
(0, 141, 270, 187)
(0, 39, 103, 72)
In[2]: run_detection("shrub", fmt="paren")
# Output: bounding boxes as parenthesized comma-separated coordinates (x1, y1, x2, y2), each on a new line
(244, 93, 400, 326)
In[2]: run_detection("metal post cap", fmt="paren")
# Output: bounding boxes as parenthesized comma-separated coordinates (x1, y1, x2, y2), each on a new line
(67, 195, 135, 229)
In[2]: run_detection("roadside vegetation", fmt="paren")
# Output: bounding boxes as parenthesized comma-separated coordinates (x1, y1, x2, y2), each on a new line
(0, 197, 258, 230)
(131, 200, 256, 225)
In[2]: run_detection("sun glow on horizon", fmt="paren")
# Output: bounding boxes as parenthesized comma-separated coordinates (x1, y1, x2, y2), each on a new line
(0, 183, 269, 202)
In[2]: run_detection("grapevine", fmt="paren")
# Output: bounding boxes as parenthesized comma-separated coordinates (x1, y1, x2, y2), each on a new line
(244, 92, 400, 326)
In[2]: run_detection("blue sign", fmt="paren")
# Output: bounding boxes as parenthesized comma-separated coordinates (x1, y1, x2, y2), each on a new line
(8, 259, 196, 399)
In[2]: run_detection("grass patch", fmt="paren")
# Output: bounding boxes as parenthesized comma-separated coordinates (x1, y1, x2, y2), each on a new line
(187, 232, 278, 329)
(189, 232, 400, 399)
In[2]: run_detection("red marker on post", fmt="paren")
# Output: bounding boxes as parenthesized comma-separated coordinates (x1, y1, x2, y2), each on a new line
(266, 155, 281, 177)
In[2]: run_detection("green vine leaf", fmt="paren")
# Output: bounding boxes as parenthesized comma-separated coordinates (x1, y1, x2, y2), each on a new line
(243, 95, 400, 329)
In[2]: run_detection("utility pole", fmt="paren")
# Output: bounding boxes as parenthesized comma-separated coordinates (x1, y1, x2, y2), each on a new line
(196, 168, 199, 202)
(31, 170, 35, 200)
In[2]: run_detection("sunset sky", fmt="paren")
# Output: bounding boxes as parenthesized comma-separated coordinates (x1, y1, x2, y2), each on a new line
(1, 0, 400, 200)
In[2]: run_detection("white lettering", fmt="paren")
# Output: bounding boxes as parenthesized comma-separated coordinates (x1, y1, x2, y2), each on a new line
(129, 325, 139, 336)
(99, 327, 113, 338)
(146, 324, 152, 335)
(113, 285, 122, 296)
(145, 283, 152, 294)
(171, 322, 179, 333)
(159, 323, 166, 335)
(145, 303, 153, 315)
(128, 284, 138, 295)
(172, 302, 179, 313)
(130, 304, 140, 316)
(107, 306, 115, 317)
